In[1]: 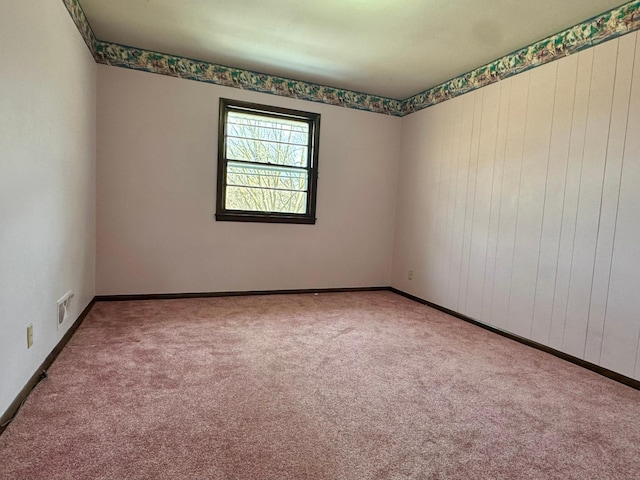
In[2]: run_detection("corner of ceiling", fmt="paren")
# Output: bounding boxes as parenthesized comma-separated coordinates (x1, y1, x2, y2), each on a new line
(401, 0, 640, 116)
(61, 0, 98, 59)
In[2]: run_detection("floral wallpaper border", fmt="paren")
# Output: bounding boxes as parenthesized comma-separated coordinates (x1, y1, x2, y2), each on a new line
(59, 0, 402, 115)
(93, 41, 404, 116)
(61, 0, 96, 58)
(62, 0, 640, 117)
(402, 0, 640, 115)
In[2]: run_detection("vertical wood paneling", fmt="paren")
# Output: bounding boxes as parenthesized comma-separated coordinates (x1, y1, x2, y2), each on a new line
(396, 32, 640, 380)
(482, 79, 512, 325)
(585, 34, 636, 364)
(425, 104, 447, 300)
(442, 97, 465, 308)
(507, 62, 557, 337)
(422, 105, 446, 296)
(548, 48, 594, 351)
(531, 54, 579, 344)
(432, 101, 456, 305)
(466, 82, 501, 319)
(458, 90, 484, 313)
(446, 93, 476, 309)
(490, 72, 530, 330)
(563, 40, 618, 359)
(601, 32, 640, 378)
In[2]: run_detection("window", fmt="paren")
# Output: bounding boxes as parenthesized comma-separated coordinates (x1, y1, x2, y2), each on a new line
(216, 98, 320, 224)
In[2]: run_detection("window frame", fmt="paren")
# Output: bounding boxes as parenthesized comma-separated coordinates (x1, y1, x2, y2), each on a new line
(216, 98, 321, 224)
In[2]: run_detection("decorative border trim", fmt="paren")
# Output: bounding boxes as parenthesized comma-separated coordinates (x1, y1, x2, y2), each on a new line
(94, 41, 403, 116)
(61, 0, 97, 58)
(402, 0, 640, 115)
(62, 0, 640, 116)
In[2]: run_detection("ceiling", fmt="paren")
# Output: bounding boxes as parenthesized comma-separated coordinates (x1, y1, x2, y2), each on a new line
(78, 0, 626, 100)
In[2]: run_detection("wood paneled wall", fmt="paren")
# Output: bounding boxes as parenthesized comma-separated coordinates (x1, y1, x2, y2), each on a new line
(392, 32, 640, 380)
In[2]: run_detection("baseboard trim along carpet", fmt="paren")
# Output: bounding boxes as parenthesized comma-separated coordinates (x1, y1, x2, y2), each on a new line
(389, 287, 640, 391)
(0, 299, 96, 435)
(94, 286, 389, 302)
(3, 285, 636, 438)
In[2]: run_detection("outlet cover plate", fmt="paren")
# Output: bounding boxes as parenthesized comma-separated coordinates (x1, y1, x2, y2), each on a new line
(27, 324, 33, 349)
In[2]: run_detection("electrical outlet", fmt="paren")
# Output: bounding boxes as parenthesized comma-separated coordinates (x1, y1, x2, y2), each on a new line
(27, 324, 33, 349)
(57, 291, 74, 329)
(408, 270, 414, 280)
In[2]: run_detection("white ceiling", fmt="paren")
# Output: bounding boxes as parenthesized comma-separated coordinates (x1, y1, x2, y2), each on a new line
(78, 0, 626, 99)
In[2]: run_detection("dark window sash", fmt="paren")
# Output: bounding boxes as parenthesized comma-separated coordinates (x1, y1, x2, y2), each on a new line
(216, 98, 320, 225)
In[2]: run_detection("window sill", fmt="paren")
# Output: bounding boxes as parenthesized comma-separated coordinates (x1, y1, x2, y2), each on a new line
(215, 212, 316, 224)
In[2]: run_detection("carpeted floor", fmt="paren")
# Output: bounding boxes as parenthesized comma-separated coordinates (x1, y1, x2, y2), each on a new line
(0, 291, 639, 479)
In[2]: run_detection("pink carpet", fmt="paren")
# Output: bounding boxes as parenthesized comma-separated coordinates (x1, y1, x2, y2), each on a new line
(0, 291, 638, 479)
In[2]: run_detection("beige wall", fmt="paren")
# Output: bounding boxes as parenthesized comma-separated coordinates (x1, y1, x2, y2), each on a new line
(392, 32, 640, 380)
(0, 1, 97, 416)
(96, 66, 401, 294)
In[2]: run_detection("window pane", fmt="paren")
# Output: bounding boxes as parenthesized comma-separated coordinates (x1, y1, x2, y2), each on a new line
(226, 187, 308, 214)
(225, 162, 308, 214)
(226, 111, 310, 167)
(227, 162, 308, 190)
(228, 112, 309, 143)
(227, 137, 308, 167)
